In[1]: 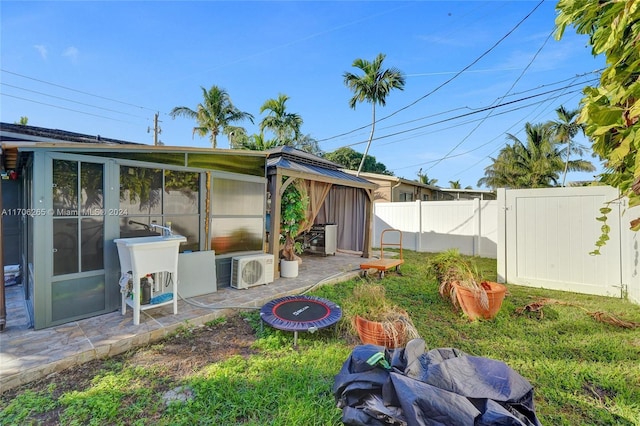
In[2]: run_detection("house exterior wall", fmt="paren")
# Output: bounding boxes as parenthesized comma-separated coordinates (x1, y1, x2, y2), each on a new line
(373, 182, 392, 202)
(361, 176, 433, 203)
(432, 189, 497, 201)
(351, 171, 491, 202)
(387, 182, 434, 202)
(394, 182, 418, 202)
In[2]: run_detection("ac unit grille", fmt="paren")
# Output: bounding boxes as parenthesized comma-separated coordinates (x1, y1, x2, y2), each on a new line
(231, 254, 275, 289)
(241, 260, 263, 285)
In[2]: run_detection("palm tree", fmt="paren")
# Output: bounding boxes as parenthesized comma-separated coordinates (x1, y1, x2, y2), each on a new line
(343, 53, 405, 176)
(449, 180, 461, 189)
(478, 122, 595, 189)
(550, 106, 587, 186)
(259, 94, 303, 145)
(170, 85, 254, 148)
(228, 127, 252, 149)
(494, 123, 561, 188)
(417, 168, 438, 186)
(478, 143, 527, 189)
(238, 132, 279, 151)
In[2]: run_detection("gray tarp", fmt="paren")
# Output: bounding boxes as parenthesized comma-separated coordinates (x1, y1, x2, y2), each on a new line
(333, 339, 542, 426)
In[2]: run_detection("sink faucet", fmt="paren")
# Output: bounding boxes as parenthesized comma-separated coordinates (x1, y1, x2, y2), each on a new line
(150, 223, 173, 237)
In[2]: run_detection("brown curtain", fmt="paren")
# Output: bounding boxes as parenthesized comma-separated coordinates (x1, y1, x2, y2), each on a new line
(300, 180, 332, 234)
(316, 186, 367, 252)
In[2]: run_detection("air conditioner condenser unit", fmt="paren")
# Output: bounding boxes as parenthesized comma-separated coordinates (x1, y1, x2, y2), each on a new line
(230, 254, 275, 289)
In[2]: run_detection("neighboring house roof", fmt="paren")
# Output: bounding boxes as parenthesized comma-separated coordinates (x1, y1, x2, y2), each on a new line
(436, 188, 496, 196)
(266, 146, 376, 189)
(343, 170, 439, 191)
(0, 122, 142, 145)
(344, 169, 495, 199)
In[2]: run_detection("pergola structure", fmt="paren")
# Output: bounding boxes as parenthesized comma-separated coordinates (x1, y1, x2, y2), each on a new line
(266, 147, 377, 269)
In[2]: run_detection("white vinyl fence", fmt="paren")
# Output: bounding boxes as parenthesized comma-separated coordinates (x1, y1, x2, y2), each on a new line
(621, 205, 640, 305)
(373, 199, 498, 258)
(498, 186, 640, 304)
(372, 187, 640, 305)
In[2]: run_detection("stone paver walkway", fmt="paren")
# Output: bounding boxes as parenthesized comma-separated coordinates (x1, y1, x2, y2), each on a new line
(0, 252, 365, 393)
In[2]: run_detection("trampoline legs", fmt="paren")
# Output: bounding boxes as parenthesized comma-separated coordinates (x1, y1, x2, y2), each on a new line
(293, 331, 299, 347)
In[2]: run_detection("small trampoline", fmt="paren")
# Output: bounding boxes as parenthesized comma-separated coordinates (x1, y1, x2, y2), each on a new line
(260, 295, 342, 346)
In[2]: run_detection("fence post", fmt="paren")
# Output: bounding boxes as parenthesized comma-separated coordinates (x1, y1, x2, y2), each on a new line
(496, 188, 507, 283)
(473, 198, 481, 256)
(415, 199, 422, 252)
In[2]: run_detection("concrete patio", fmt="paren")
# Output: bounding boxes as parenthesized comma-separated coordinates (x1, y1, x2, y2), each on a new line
(0, 252, 365, 393)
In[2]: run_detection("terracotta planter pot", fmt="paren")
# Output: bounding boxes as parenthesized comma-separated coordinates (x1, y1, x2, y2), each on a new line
(453, 281, 507, 320)
(354, 315, 407, 349)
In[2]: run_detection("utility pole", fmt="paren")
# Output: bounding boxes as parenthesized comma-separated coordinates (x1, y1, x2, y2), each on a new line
(153, 112, 162, 146)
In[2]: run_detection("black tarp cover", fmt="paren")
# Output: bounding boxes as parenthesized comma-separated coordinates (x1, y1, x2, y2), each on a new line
(333, 339, 542, 426)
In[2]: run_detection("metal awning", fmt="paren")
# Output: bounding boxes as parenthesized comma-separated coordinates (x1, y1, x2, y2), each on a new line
(266, 146, 376, 190)
(267, 156, 376, 190)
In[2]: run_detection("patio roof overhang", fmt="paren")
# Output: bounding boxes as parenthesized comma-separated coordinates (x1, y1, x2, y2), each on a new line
(0, 122, 268, 175)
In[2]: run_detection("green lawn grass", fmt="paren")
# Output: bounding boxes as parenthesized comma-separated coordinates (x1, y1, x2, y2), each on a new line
(2, 250, 639, 425)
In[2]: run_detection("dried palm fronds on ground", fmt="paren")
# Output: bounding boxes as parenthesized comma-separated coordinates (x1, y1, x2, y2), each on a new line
(588, 311, 640, 329)
(515, 298, 640, 329)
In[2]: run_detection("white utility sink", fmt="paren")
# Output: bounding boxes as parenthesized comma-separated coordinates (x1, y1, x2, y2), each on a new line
(114, 234, 186, 325)
(115, 235, 186, 273)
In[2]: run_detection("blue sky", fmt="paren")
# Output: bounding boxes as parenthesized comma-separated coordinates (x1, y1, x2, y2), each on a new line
(1, 1, 605, 188)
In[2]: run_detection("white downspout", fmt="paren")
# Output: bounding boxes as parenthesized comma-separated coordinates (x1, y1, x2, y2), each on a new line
(391, 180, 402, 202)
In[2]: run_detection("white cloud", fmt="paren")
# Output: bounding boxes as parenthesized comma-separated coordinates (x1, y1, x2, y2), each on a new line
(62, 46, 79, 63)
(33, 44, 47, 60)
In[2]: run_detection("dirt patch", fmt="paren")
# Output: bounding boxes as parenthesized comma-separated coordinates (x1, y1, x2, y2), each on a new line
(583, 381, 617, 403)
(0, 314, 259, 423)
(127, 314, 259, 379)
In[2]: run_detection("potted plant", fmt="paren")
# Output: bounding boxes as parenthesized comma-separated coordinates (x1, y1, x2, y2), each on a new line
(427, 249, 507, 320)
(341, 283, 420, 348)
(279, 179, 308, 278)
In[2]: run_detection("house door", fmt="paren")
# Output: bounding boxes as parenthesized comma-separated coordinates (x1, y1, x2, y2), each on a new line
(48, 156, 111, 325)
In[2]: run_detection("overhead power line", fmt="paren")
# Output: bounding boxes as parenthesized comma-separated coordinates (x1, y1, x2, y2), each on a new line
(0, 93, 139, 124)
(445, 91, 584, 181)
(1, 83, 149, 120)
(379, 89, 582, 151)
(1, 68, 158, 112)
(334, 78, 597, 150)
(498, 69, 603, 99)
(391, 88, 585, 173)
(318, 0, 546, 143)
(423, 27, 556, 173)
(322, 70, 601, 149)
(352, 87, 583, 157)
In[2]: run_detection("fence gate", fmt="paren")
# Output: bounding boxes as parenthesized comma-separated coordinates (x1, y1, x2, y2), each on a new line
(498, 186, 623, 298)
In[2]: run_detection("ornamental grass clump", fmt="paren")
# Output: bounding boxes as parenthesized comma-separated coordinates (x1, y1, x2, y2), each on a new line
(427, 248, 489, 310)
(341, 283, 419, 347)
